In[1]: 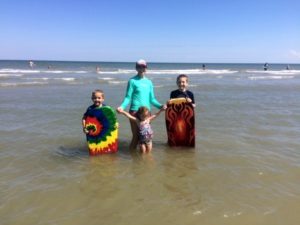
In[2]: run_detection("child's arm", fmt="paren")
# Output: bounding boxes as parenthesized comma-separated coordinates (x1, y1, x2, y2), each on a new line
(185, 97, 196, 107)
(149, 107, 164, 121)
(119, 109, 137, 121)
(82, 118, 89, 134)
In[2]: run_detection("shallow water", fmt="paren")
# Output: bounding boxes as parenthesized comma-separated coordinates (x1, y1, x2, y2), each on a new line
(1, 61, 300, 225)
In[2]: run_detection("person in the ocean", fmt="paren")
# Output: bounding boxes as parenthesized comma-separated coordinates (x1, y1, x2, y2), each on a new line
(169, 74, 196, 108)
(82, 89, 105, 134)
(118, 106, 163, 153)
(117, 59, 166, 150)
(96, 66, 100, 73)
(263, 63, 269, 71)
(202, 64, 206, 70)
(29, 61, 35, 68)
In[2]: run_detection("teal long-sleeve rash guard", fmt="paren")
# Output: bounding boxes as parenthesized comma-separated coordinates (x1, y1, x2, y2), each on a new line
(120, 75, 162, 111)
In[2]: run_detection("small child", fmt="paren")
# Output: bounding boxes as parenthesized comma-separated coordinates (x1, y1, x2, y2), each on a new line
(82, 89, 105, 134)
(170, 74, 195, 107)
(119, 106, 163, 153)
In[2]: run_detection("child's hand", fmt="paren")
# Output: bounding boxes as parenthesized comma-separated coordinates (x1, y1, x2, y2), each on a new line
(186, 98, 192, 103)
(83, 127, 89, 134)
(116, 107, 123, 113)
(114, 123, 119, 129)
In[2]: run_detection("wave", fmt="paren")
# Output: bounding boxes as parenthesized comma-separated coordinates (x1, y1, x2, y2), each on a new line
(98, 69, 238, 75)
(108, 81, 127, 84)
(0, 74, 24, 77)
(98, 77, 115, 80)
(97, 69, 134, 74)
(149, 69, 238, 75)
(248, 76, 295, 80)
(246, 70, 300, 75)
(25, 77, 76, 81)
(25, 77, 50, 80)
(0, 69, 88, 74)
(0, 69, 40, 73)
(0, 81, 48, 87)
(46, 70, 87, 74)
(0, 68, 240, 76)
(53, 78, 76, 81)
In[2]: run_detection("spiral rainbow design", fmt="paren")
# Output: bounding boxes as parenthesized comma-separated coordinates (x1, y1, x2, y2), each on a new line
(85, 106, 118, 155)
(165, 98, 195, 147)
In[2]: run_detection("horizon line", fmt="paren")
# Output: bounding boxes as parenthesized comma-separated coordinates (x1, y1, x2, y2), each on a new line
(0, 58, 299, 65)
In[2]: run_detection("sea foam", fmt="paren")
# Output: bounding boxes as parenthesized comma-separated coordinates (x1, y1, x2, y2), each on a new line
(246, 70, 300, 75)
(248, 76, 295, 80)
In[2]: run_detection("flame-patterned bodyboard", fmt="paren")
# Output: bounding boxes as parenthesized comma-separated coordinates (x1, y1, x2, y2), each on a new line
(165, 98, 195, 147)
(85, 106, 118, 155)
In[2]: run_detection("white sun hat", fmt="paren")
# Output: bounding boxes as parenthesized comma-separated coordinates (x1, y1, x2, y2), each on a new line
(136, 59, 147, 67)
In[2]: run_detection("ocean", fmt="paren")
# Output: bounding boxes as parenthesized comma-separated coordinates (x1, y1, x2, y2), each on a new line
(1, 60, 300, 225)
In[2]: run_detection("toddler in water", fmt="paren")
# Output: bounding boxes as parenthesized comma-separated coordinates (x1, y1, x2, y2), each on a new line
(82, 89, 105, 134)
(170, 74, 195, 107)
(119, 106, 163, 153)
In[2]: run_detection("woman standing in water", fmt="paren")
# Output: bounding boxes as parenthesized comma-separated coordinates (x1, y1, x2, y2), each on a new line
(117, 59, 165, 150)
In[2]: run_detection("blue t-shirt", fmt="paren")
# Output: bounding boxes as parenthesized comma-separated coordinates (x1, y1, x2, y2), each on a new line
(83, 104, 106, 119)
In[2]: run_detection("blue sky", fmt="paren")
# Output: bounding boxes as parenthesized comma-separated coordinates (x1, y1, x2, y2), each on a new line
(1, 0, 299, 63)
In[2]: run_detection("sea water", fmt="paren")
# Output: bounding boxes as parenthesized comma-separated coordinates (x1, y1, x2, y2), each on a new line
(1, 60, 300, 225)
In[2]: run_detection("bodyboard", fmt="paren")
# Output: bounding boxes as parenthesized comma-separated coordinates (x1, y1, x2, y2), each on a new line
(165, 98, 195, 147)
(85, 106, 118, 155)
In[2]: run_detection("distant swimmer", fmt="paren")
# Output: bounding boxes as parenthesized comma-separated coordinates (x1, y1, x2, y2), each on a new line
(263, 63, 269, 71)
(286, 65, 290, 70)
(202, 64, 206, 70)
(29, 61, 35, 68)
(96, 66, 100, 73)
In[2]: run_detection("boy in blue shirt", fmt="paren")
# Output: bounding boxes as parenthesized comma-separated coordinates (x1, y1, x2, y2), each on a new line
(82, 89, 105, 134)
(170, 74, 195, 107)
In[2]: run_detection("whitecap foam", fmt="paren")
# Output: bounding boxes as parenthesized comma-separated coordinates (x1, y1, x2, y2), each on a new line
(98, 77, 114, 80)
(108, 80, 127, 84)
(246, 70, 300, 75)
(45, 70, 66, 74)
(95, 68, 238, 75)
(0, 81, 47, 87)
(54, 78, 76, 81)
(147, 69, 238, 75)
(248, 76, 294, 80)
(153, 85, 165, 88)
(207, 69, 238, 74)
(0, 69, 40, 74)
(97, 69, 135, 74)
(25, 77, 50, 80)
(45, 70, 87, 74)
(0, 74, 24, 77)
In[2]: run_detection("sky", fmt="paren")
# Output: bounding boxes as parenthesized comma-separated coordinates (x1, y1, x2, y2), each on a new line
(0, 0, 300, 63)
